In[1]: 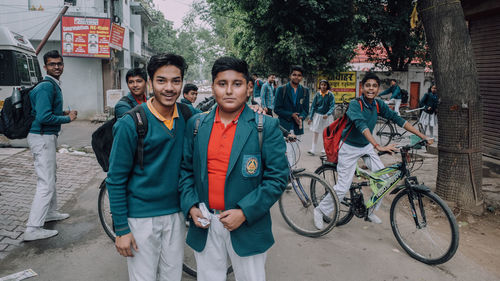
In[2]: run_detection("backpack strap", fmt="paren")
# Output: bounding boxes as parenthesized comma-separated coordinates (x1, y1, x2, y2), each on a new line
(177, 102, 193, 121)
(127, 105, 148, 170)
(255, 112, 264, 151)
(193, 113, 207, 137)
(357, 97, 380, 114)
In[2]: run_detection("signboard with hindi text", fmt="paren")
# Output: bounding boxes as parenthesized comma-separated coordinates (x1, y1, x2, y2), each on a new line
(61, 16, 111, 58)
(109, 23, 125, 51)
(318, 72, 357, 103)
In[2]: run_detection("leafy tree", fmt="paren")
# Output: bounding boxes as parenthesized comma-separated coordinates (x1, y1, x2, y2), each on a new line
(356, 0, 429, 71)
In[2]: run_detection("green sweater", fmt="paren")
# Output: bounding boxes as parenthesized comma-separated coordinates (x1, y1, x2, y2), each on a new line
(106, 103, 186, 236)
(114, 92, 139, 119)
(29, 77, 71, 135)
(343, 96, 406, 147)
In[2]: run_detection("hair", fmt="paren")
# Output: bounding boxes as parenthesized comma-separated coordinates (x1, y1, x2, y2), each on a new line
(361, 72, 381, 85)
(126, 68, 147, 82)
(428, 84, 436, 92)
(211, 56, 250, 82)
(183, 83, 198, 94)
(147, 53, 188, 80)
(319, 79, 330, 90)
(390, 78, 397, 83)
(43, 50, 63, 65)
(290, 65, 304, 75)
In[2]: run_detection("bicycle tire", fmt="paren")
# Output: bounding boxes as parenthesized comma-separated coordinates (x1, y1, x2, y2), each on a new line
(279, 171, 339, 237)
(390, 189, 459, 265)
(98, 180, 116, 242)
(374, 117, 394, 146)
(313, 165, 353, 226)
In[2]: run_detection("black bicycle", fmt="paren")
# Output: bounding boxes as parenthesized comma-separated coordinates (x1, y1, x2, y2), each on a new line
(97, 180, 233, 277)
(374, 107, 425, 146)
(314, 140, 459, 265)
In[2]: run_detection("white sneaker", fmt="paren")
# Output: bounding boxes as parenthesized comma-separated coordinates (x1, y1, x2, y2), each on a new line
(45, 212, 70, 222)
(368, 213, 382, 224)
(313, 207, 324, 229)
(24, 228, 58, 241)
(307, 150, 316, 156)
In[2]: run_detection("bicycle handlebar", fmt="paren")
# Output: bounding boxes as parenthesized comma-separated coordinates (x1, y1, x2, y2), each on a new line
(404, 107, 425, 113)
(377, 139, 430, 156)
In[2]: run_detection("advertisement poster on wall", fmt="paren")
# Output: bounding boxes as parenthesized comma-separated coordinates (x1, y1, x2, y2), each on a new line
(317, 72, 357, 103)
(61, 16, 111, 58)
(109, 23, 125, 51)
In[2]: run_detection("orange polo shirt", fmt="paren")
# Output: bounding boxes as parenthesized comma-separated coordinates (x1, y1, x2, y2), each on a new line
(207, 107, 244, 210)
(146, 98, 178, 130)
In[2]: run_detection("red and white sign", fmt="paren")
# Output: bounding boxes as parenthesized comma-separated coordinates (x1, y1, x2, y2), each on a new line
(61, 16, 111, 58)
(109, 23, 125, 51)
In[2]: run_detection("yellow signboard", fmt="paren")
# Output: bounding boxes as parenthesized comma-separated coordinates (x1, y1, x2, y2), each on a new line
(318, 72, 356, 104)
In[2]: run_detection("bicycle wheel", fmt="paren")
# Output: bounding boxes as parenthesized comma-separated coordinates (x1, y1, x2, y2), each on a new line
(390, 189, 459, 265)
(313, 164, 352, 226)
(97, 180, 116, 241)
(279, 171, 339, 237)
(374, 117, 394, 146)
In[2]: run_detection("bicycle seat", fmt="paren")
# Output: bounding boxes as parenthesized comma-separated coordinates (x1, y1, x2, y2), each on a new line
(292, 168, 305, 174)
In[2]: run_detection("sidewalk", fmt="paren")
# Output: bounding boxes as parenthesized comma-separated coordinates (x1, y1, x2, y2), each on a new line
(0, 147, 105, 259)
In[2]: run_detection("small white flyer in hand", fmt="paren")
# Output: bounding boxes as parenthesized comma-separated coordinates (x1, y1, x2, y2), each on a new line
(0, 269, 38, 281)
(197, 203, 211, 227)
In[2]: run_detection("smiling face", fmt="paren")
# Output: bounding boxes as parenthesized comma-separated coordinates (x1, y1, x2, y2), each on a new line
(290, 70, 303, 86)
(320, 81, 328, 92)
(151, 65, 182, 110)
(44, 57, 64, 79)
(127, 75, 147, 98)
(212, 70, 249, 114)
(362, 78, 380, 100)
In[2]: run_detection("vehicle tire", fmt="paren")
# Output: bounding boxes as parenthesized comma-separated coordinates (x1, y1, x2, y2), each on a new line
(390, 189, 459, 265)
(98, 180, 116, 242)
(279, 171, 339, 237)
(374, 117, 394, 146)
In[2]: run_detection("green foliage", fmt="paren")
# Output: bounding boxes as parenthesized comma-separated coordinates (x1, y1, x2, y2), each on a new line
(204, 0, 361, 78)
(355, 0, 430, 71)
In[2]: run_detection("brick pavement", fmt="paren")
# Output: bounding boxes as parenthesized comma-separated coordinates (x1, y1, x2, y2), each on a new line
(0, 148, 104, 259)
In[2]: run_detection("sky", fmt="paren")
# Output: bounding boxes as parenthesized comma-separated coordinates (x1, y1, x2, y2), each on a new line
(153, 0, 194, 29)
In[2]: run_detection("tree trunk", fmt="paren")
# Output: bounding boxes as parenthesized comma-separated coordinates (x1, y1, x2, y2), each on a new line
(418, 0, 484, 213)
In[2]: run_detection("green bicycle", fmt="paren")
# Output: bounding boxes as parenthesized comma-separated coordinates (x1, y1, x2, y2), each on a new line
(315, 139, 459, 265)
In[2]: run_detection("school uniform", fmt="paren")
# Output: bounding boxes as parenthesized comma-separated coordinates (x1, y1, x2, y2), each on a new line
(419, 91, 438, 137)
(260, 81, 275, 115)
(380, 85, 402, 116)
(106, 99, 187, 281)
(274, 82, 310, 165)
(317, 96, 407, 216)
(181, 97, 202, 115)
(309, 91, 335, 133)
(179, 105, 288, 281)
(114, 92, 144, 118)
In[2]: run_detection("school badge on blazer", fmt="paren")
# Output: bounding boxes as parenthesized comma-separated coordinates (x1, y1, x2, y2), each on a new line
(242, 155, 260, 177)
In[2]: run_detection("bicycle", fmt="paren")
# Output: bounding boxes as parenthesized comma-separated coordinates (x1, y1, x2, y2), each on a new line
(374, 107, 425, 146)
(334, 93, 350, 119)
(315, 139, 459, 265)
(278, 136, 340, 237)
(97, 179, 234, 277)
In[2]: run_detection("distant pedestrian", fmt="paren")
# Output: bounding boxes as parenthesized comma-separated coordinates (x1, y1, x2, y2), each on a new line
(274, 65, 310, 166)
(307, 80, 335, 155)
(260, 73, 276, 116)
(252, 73, 264, 105)
(114, 68, 148, 118)
(419, 84, 439, 138)
(179, 56, 288, 281)
(379, 79, 402, 116)
(24, 50, 77, 241)
(181, 83, 202, 114)
(246, 79, 258, 106)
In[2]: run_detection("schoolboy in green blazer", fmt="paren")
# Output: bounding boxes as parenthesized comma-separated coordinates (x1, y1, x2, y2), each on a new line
(179, 57, 288, 281)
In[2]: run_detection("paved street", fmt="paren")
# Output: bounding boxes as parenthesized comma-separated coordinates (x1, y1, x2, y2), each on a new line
(0, 121, 499, 280)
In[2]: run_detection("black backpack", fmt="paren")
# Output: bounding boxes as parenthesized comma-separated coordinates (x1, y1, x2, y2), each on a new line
(91, 101, 193, 172)
(401, 89, 409, 103)
(195, 96, 216, 112)
(0, 80, 57, 139)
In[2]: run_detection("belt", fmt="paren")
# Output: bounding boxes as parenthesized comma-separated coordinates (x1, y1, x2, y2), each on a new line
(209, 209, 224, 214)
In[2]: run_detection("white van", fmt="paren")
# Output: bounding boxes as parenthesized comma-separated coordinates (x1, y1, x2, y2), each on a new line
(0, 26, 42, 109)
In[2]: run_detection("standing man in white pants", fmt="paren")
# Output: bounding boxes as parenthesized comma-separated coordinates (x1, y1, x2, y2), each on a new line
(106, 53, 191, 281)
(314, 73, 432, 229)
(379, 79, 402, 116)
(179, 57, 288, 281)
(24, 50, 77, 241)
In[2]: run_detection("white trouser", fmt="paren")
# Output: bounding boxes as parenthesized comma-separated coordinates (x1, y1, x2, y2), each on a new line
(390, 98, 402, 116)
(286, 130, 301, 167)
(254, 97, 262, 105)
(27, 133, 58, 228)
(127, 212, 185, 281)
(195, 213, 267, 281)
(317, 142, 385, 216)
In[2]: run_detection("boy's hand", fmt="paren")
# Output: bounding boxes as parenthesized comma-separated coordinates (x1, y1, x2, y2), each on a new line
(189, 206, 209, 229)
(249, 104, 265, 114)
(115, 233, 138, 257)
(322, 115, 328, 119)
(425, 138, 435, 145)
(219, 209, 246, 231)
(376, 143, 398, 155)
(68, 111, 77, 121)
(307, 119, 312, 125)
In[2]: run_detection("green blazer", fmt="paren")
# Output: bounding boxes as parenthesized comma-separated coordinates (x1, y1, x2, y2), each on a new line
(179, 105, 288, 257)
